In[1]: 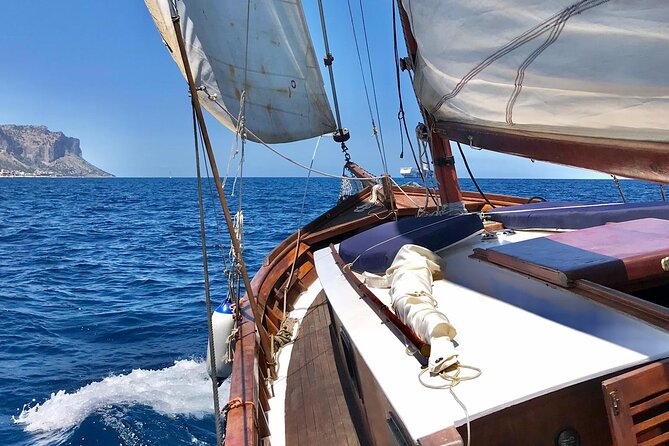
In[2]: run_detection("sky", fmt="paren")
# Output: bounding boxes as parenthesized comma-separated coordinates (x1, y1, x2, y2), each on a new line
(0, 1, 607, 179)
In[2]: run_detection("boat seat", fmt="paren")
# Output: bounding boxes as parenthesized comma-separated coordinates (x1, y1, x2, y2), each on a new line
(486, 201, 669, 229)
(339, 213, 483, 273)
(473, 218, 669, 288)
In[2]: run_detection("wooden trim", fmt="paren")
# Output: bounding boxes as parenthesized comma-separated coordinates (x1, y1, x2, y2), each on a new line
(472, 250, 669, 330)
(602, 359, 669, 446)
(329, 244, 430, 358)
(574, 280, 669, 331)
(436, 121, 669, 183)
(418, 426, 464, 446)
(224, 297, 259, 446)
(345, 161, 378, 188)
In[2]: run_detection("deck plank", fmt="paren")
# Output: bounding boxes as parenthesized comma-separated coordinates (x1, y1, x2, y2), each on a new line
(285, 292, 360, 446)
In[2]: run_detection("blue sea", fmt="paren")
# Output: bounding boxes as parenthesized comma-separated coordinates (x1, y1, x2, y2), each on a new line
(1, 177, 666, 445)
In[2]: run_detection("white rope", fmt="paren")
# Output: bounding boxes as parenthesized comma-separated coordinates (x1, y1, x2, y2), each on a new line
(418, 364, 482, 446)
(354, 183, 383, 213)
(389, 178, 423, 210)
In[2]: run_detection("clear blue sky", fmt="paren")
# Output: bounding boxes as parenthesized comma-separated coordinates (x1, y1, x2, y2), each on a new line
(0, 1, 605, 178)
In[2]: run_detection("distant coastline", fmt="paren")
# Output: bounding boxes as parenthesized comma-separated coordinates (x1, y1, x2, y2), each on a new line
(0, 125, 113, 177)
(0, 171, 113, 178)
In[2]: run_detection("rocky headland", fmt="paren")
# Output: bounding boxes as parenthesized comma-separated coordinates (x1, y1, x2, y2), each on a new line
(0, 125, 112, 177)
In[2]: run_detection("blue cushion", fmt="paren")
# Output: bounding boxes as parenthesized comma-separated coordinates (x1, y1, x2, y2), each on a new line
(339, 213, 483, 273)
(487, 201, 669, 229)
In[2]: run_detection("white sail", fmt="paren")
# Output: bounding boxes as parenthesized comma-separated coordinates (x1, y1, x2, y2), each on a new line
(146, 0, 336, 143)
(402, 0, 669, 143)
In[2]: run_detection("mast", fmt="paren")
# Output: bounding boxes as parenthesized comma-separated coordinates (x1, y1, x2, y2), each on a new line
(396, 1, 464, 211)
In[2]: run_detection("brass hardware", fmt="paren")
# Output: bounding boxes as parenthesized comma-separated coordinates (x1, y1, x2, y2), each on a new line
(609, 391, 620, 416)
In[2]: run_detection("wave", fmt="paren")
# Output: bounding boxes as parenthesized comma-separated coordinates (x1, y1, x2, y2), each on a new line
(13, 359, 229, 437)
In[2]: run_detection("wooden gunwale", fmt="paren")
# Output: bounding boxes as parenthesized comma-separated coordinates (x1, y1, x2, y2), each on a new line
(224, 187, 527, 446)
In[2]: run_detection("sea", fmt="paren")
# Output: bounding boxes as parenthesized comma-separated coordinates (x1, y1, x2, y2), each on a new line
(0, 177, 666, 446)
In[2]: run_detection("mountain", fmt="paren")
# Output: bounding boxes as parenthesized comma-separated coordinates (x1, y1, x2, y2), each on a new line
(0, 125, 113, 177)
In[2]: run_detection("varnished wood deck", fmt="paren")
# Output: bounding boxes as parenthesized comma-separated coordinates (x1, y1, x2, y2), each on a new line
(285, 291, 360, 446)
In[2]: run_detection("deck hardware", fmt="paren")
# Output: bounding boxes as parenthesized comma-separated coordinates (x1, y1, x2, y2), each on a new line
(434, 156, 455, 167)
(386, 411, 412, 446)
(399, 57, 412, 71)
(609, 391, 620, 416)
(415, 122, 429, 141)
(555, 427, 580, 446)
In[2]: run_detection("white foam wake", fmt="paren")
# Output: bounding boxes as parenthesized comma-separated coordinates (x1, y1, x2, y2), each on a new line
(13, 359, 230, 434)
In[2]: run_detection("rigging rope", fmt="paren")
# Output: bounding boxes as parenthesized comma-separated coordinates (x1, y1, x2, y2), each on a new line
(193, 107, 224, 446)
(358, 0, 387, 164)
(456, 142, 496, 209)
(346, 0, 388, 173)
(418, 364, 482, 446)
(282, 136, 322, 313)
(391, 0, 441, 209)
(210, 98, 388, 181)
(611, 175, 627, 203)
(271, 136, 323, 365)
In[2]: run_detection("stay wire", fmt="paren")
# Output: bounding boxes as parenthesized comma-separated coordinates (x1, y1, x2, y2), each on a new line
(206, 95, 389, 181)
(391, 0, 439, 208)
(358, 0, 387, 164)
(283, 136, 322, 317)
(346, 0, 388, 173)
(192, 106, 224, 446)
(456, 142, 495, 208)
(199, 123, 240, 314)
(611, 175, 627, 203)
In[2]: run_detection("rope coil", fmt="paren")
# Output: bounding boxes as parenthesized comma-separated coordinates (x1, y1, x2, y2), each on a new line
(419, 364, 482, 446)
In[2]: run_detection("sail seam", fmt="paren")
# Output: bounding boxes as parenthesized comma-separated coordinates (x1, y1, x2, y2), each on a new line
(429, 0, 610, 115)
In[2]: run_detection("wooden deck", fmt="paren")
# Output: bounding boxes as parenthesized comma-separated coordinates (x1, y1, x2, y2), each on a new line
(285, 292, 361, 446)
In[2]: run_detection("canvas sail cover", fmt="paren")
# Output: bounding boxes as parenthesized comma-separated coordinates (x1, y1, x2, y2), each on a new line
(145, 0, 336, 143)
(402, 0, 669, 145)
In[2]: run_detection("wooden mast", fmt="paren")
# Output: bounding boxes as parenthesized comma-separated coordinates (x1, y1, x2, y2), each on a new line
(397, 1, 464, 208)
(169, 11, 274, 370)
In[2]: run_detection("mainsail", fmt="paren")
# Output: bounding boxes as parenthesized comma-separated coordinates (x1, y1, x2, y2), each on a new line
(401, 0, 669, 181)
(145, 0, 336, 143)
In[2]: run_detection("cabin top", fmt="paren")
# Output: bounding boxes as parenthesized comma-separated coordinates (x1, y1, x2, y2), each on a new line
(315, 229, 669, 440)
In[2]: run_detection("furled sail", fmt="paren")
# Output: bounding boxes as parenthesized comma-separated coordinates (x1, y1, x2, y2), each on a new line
(145, 0, 336, 143)
(401, 0, 669, 181)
